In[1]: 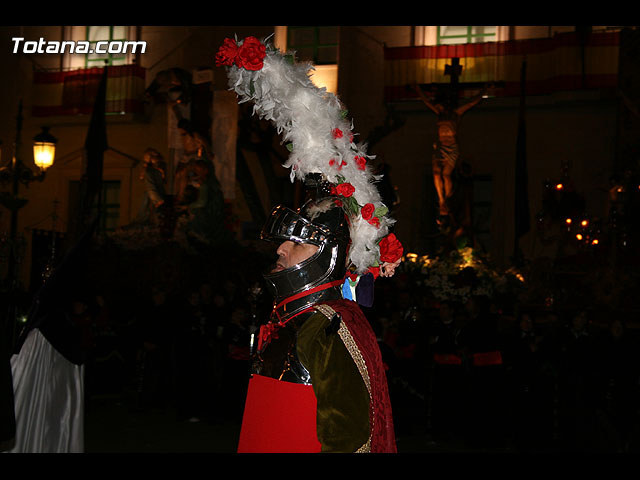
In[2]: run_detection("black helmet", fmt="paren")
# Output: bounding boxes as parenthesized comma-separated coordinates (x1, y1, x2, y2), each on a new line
(261, 195, 350, 321)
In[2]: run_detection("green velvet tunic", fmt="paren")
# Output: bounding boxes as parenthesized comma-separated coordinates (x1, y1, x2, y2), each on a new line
(296, 311, 371, 452)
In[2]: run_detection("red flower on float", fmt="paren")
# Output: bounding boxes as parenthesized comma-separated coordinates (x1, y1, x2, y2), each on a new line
(332, 128, 343, 139)
(379, 233, 404, 263)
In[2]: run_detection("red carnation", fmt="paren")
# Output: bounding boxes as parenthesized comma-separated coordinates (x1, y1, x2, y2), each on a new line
(335, 183, 355, 198)
(361, 203, 375, 220)
(368, 265, 380, 280)
(215, 38, 239, 67)
(379, 233, 404, 263)
(235, 36, 266, 71)
(354, 155, 367, 170)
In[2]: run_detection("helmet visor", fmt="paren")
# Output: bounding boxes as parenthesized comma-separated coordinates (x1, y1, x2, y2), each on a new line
(261, 205, 331, 246)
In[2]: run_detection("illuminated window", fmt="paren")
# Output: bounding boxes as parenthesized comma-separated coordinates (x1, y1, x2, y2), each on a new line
(287, 26, 338, 65)
(85, 26, 128, 67)
(437, 26, 497, 45)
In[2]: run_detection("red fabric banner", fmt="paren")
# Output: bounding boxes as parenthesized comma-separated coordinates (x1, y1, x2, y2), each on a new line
(384, 30, 620, 101)
(32, 65, 146, 117)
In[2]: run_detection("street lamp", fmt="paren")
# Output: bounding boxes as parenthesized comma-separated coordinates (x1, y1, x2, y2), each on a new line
(0, 100, 57, 350)
(32, 127, 57, 172)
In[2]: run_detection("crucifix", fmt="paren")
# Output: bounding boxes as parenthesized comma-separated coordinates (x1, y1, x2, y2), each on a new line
(413, 57, 487, 220)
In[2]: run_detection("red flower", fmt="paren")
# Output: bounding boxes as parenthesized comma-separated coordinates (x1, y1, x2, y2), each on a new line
(354, 155, 367, 170)
(333, 128, 343, 139)
(368, 265, 380, 280)
(361, 203, 375, 220)
(334, 198, 343, 207)
(329, 158, 347, 170)
(379, 233, 404, 263)
(236, 36, 266, 71)
(215, 38, 239, 67)
(335, 183, 355, 198)
(368, 216, 380, 228)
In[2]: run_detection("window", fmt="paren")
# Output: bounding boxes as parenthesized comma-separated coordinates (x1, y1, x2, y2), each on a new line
(85, 26, 129, 67)
(287, 26, 338, 65)
(437, 26, 497, 45)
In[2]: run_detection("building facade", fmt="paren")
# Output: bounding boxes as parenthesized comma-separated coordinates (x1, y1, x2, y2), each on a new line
(0, 25, 630, 290)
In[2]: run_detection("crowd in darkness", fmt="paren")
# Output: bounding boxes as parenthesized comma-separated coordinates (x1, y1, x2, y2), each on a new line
(366, 273, 640, 453)
(75, 275, 262, 427)
(72, 269, 640, 453)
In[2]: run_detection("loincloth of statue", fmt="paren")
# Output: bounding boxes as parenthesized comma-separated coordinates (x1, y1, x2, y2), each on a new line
(432, 141, 459, 169)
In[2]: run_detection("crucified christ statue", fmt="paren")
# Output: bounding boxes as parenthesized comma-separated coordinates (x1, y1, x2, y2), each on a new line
(413, 84, 485, 218)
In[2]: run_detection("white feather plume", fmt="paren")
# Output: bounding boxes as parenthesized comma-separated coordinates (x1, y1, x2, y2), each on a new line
(221, 37, 396, 274)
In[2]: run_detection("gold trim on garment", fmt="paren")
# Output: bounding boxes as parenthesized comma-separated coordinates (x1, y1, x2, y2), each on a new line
(315, 304, 372, 453)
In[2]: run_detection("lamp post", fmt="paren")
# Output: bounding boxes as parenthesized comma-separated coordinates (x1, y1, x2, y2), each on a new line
(0, 100, 57, 349)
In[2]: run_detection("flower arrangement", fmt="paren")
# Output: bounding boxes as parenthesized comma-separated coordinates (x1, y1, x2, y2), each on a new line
(401, 246, 525, 305)
(216, 35, 402, 277)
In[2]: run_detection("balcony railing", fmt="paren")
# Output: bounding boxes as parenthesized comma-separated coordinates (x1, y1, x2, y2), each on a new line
(32, 64, 146, 117)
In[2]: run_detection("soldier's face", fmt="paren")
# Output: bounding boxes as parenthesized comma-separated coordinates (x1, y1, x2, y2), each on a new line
(272, 240, 319, 273)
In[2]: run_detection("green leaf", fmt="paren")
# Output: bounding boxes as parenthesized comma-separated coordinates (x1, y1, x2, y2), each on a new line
(374, 206, 389, 218)
(343, 197, 360, 216)
(341, 110, 349, 118)
(286, 143, 293, 152)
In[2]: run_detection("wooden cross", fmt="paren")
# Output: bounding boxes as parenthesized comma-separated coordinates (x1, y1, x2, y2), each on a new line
(444, 57, 463, 107)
